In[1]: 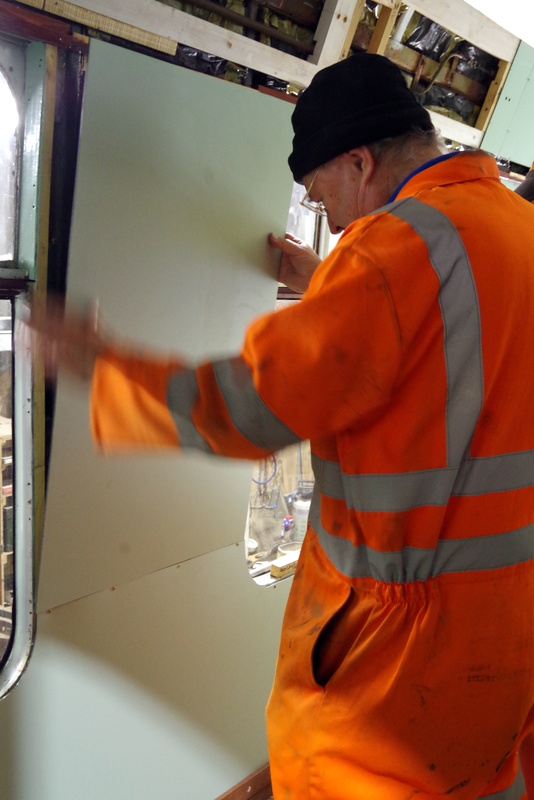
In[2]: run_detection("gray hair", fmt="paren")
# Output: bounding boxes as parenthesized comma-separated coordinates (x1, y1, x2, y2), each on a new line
(367, 127, 447, 164)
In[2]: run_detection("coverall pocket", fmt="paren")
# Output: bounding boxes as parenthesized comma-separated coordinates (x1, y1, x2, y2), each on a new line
(312, 589, 360, 687)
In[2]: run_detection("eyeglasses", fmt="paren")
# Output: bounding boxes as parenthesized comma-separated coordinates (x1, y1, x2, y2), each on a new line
(300, 169, 327, 216)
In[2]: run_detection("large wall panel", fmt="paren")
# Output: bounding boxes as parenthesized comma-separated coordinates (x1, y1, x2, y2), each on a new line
(0, 39, 295, 800)
(38, 39, 294, 611)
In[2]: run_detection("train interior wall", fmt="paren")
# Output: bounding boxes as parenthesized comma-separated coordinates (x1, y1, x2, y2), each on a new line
(0, 38, 294, 800)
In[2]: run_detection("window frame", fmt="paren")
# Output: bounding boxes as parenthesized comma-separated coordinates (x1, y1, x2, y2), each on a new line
(0, 37, 47, 696)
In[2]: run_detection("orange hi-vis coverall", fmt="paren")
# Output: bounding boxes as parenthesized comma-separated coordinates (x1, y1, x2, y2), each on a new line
(91, 150, 534, 800)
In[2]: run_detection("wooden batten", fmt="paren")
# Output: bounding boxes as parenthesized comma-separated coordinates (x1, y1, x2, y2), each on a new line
(44, 0, 177, 54)
(214, 764, 272, 800)
(366, 0, 402, 56)
(475, 57, 513, 132)
(0, 0, 87, 51)
(311, 0, 365, 66)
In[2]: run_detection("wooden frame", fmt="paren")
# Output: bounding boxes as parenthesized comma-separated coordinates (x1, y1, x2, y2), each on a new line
(367, 0, 402, 56)
(0, 0, 87, 51)
(32, 42, 57, 578)
(475, 56, 513, 131)
(214, 763, 272, 800)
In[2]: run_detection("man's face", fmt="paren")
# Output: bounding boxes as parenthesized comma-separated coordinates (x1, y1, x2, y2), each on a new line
(302, 148, 387, 234)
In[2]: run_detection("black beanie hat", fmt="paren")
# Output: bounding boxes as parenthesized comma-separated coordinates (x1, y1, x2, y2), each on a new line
(288, 53, 434, 182)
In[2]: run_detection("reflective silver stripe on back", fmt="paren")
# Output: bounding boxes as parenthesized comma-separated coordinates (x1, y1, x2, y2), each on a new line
(313, 454, 458, 511)
(311, 199, 534, 579)
(390, 198, 484, 468)
(310, 491, 534, 582)
(452, 450, 534, 495)
(313, 450, 534, 513)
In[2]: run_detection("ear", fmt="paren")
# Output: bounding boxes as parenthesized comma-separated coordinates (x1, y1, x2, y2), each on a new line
(344, 146, 376, 183)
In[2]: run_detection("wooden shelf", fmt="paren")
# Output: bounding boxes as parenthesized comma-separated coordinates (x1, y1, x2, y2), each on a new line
(8, 0, 521, 150)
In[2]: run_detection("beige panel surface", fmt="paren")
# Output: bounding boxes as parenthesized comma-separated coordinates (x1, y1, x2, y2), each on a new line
(38, 39, 294, 611)
(1, 543, 292, 800)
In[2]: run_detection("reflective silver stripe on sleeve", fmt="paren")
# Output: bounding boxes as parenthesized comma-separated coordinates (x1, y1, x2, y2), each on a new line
(480, 770, 525, 800)
(310, 492, 534, 582)
(167, 369, 214, 453)
(390, 198, 484, 468)
(211, 358, 301, 451)
(167, 359, 300, 453)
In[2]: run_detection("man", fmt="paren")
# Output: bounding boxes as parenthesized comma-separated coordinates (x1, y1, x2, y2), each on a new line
(29, 54, 534, 799)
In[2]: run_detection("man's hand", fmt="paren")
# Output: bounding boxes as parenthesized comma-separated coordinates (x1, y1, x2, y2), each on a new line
(23, 295, 108, 382)
(268, 232, 321, 294)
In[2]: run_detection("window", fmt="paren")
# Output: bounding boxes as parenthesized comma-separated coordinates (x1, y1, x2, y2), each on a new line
(0, 57, 19, 264)
(0, 299, 13, 651)
(245, 182, 335, 585)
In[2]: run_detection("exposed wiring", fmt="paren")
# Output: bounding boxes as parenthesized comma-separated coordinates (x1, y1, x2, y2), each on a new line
(252, 455, 277, 485)
(413, 50, 467, 96)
